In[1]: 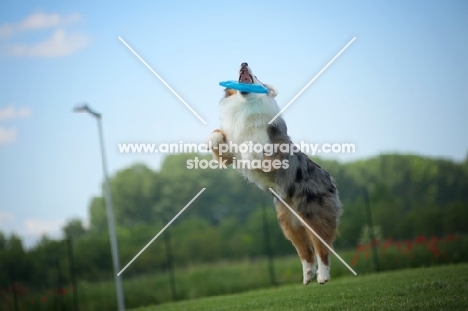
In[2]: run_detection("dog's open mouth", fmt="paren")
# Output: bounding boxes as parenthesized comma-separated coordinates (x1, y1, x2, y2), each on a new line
(239, 62, 253, 84)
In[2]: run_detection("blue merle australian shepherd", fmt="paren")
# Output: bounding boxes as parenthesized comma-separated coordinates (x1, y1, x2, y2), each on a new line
(207, 63, 342, 285)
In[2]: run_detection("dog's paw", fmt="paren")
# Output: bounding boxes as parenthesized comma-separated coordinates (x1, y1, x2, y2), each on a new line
(207, 130, 225, 150)
(302, 260, 316, 286)
(316, 266, 330, 285)
(303, 268, 316, 286)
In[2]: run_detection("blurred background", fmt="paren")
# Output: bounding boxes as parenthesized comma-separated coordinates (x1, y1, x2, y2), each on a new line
(0, 1, 467, 310)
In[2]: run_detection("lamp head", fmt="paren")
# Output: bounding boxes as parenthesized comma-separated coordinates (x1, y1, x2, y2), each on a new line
(73, 103, 101, 118)
(73, 104, 90, 113)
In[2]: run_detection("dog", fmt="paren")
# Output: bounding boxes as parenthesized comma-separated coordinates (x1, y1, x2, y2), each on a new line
(207, 63, 342, 285)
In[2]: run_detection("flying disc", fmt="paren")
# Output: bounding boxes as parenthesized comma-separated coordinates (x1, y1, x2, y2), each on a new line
(219, 80, 268, 94)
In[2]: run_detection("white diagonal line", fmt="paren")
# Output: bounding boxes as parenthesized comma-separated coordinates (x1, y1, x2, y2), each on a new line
(118, 36, 207, 125)
(117, 188, 206, 276)
(268, 188, 357, 276)
(269, 37, 356, 124)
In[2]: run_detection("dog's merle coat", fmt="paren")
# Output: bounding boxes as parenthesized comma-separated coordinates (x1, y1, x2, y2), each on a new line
(208, 63, 342, 285)
(267, 118, 341, 224)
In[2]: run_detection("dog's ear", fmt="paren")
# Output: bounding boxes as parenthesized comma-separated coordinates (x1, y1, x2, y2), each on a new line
(263, 84, 278, 98)
(224, 88, 237, 97)
(253, 75, 278, 98)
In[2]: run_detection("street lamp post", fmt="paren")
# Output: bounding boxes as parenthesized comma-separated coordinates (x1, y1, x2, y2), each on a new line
(74, 104, 125, 311)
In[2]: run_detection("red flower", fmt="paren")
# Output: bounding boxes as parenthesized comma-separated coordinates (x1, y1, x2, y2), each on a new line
(356, 244, 366, 252)
(405, 240, 413, 252)
(381, 239, 393, 253)
(428, 236, 439, 258)
(414, 235, 426, 244)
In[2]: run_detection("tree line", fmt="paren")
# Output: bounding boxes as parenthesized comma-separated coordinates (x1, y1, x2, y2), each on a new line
(1, 153, 467, 287)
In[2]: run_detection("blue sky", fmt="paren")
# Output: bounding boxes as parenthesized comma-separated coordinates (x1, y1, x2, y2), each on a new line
(0, 0, 467, 246)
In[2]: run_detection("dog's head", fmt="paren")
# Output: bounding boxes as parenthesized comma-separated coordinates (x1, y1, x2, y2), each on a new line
(236, 62, 277, 98)
(238, 62, 261, 86)
(222, 63, 277, 98)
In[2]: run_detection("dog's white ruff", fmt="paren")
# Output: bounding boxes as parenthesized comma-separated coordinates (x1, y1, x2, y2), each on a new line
(217, 90, 280, 190)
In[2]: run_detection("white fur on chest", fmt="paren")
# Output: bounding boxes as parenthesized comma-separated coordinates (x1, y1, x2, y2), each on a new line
(219, 92, 280, 145)
(218, 92, 281, 190)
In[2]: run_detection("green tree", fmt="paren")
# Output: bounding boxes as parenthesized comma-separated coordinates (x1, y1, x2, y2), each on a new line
(62, 218, 87, 240)
(110, 163, 161, 227)
(0, 235, 32, 285)
(89, 196, 107, 232)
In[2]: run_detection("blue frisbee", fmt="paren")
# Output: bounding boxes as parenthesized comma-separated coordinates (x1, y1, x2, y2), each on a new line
(219, 80, 268, 94)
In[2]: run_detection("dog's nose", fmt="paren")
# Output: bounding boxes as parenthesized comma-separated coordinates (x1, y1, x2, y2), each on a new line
(241, 62, 248, 68)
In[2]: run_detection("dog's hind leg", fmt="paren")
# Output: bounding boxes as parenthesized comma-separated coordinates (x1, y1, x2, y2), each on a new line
(305, 217, 338, 284)
(275, 200, 316, 285)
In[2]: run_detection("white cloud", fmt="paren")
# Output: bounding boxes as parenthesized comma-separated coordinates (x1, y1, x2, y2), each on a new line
(0, 12, 89, 58)
(0, 12, 81, 39)
(0, 127, 17, 145)
(24, 219, 65, 237)
(0, 105, 31, 145)
(0, 211, 16, 223)
(0, 105, 31, 121)
(4, 29, 90, 57)
(0, 215, 64, 248)
(0, 212, 18, 238)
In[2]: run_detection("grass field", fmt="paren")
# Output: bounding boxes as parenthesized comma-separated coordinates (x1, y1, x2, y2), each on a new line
(132, 263, 468, 311)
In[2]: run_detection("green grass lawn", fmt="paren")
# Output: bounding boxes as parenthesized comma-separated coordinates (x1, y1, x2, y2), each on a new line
(132, 263, 468, 311)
